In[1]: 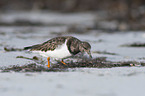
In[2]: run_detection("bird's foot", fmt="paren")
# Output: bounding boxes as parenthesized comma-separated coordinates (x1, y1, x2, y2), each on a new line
(47, 57, 50, 68)
(61, 60, 67, 65)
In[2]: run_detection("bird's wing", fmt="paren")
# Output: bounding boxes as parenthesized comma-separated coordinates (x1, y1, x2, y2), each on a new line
(24, 37, 66, 52)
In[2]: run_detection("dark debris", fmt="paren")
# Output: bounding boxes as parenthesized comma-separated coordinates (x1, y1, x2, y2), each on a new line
(4, 47, 23, 51)
(92, 51, 118, 55)
(121, 42, 145, 47)
(1, 57, 145, 73)
(1, 64, 66, 72)
(16, 56, 39, 60)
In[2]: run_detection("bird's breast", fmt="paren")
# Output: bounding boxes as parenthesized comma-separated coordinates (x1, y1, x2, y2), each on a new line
(32, 40, 72, 59)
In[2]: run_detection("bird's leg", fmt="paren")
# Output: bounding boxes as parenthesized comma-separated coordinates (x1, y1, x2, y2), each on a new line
(61, 59, 67, 65)
(46, 57, 50, 68)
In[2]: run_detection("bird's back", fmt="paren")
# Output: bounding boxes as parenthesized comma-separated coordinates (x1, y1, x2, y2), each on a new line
(24, 36, 67, 51)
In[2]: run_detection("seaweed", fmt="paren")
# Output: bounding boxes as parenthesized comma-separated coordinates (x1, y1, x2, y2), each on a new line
(4, 47, 23, 51)
(16, 56, 39, 60)
(92, 51, 118, 55)
(1, 57, 144, 73)
(1, 64, 66, 72)
(120, 42, 145, 47)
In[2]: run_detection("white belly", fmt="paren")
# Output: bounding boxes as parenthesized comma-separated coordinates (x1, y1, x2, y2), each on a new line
(32, 40, 71, 59)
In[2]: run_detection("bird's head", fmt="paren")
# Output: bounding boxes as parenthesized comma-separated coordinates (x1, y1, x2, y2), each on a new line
(79, 41, 92, 58)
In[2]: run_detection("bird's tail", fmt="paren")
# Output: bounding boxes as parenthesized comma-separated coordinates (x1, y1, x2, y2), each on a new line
(23, 44, 41, 50)
(23, 46, 32, 50)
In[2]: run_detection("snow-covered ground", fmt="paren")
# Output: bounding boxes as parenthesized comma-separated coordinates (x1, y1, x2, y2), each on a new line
(0, 12, 145, 96)
(1, 67, 145, 96)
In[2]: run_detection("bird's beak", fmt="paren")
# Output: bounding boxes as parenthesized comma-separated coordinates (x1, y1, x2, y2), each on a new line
(86, 50, 92, 58)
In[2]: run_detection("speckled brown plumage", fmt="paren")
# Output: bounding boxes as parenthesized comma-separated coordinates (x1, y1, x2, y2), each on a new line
(24, 36, 91, 56)
(24, 36, 66, 51)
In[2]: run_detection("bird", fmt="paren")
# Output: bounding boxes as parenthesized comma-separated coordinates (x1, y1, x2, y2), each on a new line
(24, 36, 92, 68)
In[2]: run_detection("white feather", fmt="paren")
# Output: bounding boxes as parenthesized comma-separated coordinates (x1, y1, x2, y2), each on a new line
(32, 40, 71, 59)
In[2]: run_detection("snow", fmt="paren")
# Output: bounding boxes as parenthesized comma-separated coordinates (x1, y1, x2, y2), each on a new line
(0, 67, 145, 96)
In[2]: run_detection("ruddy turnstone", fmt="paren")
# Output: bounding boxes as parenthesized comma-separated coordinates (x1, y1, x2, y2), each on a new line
(24, 36, 92, 68)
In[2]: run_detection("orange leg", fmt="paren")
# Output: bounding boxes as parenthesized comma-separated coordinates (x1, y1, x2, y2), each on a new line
(61, 59, 67, 65)
(46, 57, 50, 68)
